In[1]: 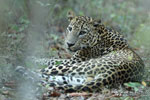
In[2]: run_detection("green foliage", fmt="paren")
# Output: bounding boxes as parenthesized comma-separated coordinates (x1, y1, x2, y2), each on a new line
(131, 20, 150, 48)
(9, 15, 29, 32)
(124, 82, 144, 92)
(55, 61, 62, 66)
(120, 96, 134, 100)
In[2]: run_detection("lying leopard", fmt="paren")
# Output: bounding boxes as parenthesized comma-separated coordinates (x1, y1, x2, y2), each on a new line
(20, 11, 144, 93)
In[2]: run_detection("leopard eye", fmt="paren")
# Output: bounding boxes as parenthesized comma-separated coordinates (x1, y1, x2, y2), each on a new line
(79, 31, 86, 36)
(68, 27, 72, 31)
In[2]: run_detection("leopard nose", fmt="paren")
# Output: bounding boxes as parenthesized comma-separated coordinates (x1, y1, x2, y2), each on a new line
(67, 42, 75, 47)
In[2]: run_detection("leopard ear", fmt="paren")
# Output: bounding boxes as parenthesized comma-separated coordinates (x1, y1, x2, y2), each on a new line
(92, 19, 101, 27)
(67, 10, 76, 21)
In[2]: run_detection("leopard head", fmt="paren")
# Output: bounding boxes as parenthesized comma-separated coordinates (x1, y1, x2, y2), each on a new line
(65, 11, 102, 52)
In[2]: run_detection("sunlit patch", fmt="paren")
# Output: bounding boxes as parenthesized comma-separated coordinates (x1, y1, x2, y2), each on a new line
(128, 54, 133, 61)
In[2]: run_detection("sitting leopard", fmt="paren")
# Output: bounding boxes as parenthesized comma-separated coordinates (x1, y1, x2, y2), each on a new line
(33, 11, 145, 93)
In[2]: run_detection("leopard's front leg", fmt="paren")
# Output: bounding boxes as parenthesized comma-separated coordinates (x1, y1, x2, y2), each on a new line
(33, 48, 92, 67)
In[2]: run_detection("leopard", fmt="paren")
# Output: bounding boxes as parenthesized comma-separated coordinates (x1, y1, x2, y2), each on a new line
(23, 11, 145, 93)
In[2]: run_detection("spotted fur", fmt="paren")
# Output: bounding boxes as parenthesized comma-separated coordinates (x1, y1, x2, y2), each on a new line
(40, 11, 144, 93)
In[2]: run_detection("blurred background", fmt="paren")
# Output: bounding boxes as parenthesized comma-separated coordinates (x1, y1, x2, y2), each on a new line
(0, 0, 150, 100)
